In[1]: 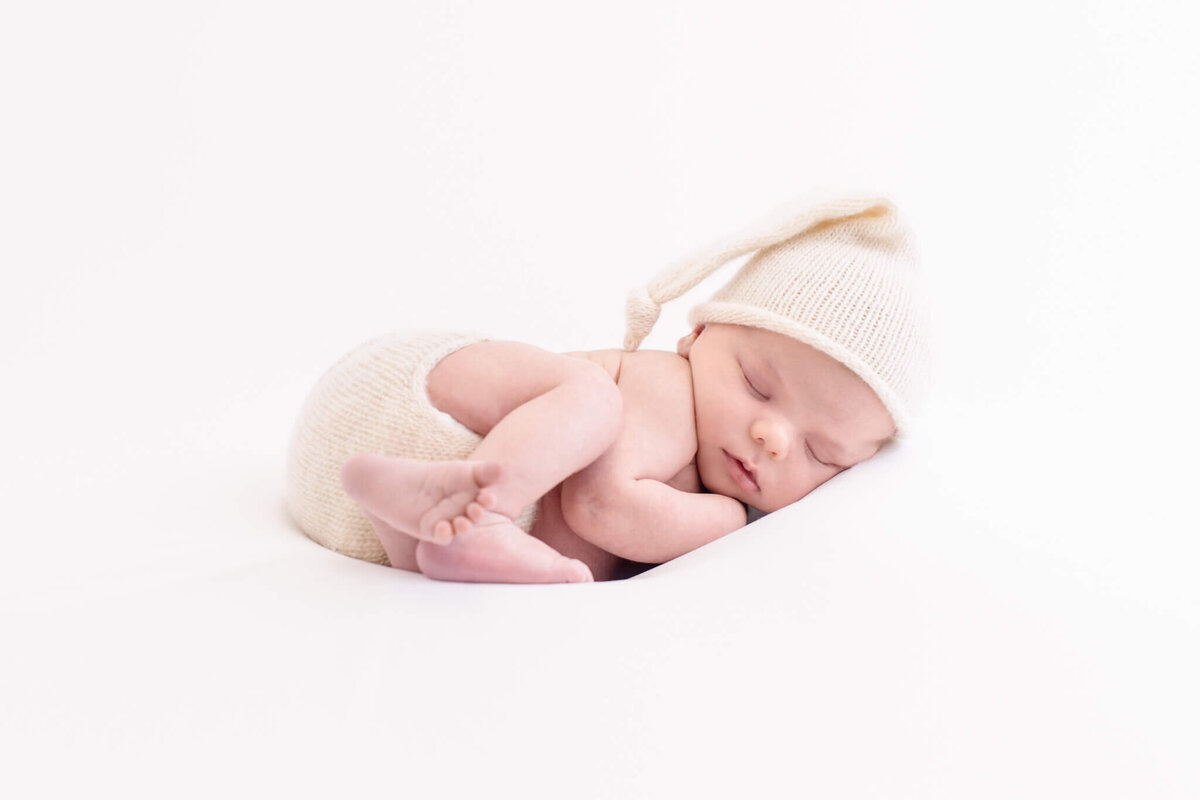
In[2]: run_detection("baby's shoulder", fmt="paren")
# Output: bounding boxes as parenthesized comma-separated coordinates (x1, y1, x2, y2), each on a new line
(563, 348, 691, 394)
(566, 348, 691, 424)
(614, 348, 691, 392)
(610, 350, 695, 444)
(563, 348, 624, 382)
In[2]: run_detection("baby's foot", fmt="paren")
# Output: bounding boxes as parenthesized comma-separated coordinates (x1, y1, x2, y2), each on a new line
(415, 510, 593, 584)
(341, 454, 500, 544)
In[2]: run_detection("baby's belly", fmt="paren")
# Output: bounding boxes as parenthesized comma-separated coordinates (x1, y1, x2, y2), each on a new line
(532, 485, 625, 582)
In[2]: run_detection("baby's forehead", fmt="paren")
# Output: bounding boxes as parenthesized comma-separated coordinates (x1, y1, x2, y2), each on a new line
(713, 325, 856, 384)
(737, 329, 830, 374)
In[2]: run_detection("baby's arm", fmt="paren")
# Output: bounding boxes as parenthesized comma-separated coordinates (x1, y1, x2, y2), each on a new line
(559, 351, 747, 564)
(566, 476, 747, 563)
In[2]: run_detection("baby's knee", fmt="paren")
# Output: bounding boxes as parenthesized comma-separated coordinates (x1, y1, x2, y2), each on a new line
(570, 359, 623, 429)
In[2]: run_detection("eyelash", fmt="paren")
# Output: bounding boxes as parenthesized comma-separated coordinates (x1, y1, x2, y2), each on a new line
(805, 442, 837, 469)
(740, 366, 768, 400)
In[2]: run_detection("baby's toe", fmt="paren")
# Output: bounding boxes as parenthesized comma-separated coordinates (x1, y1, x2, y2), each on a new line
(432, 520, 453, 545)
(452, 515, 473, 535)
(473, 461, 501, 487)
(475, 487, 497, 509)
(566, 559, 594, 583)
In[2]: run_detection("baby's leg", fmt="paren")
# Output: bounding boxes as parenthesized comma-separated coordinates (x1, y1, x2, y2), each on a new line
(345, 341, 620, 582)
(426, 340, 622, 524)
(361, 510, 419, 572)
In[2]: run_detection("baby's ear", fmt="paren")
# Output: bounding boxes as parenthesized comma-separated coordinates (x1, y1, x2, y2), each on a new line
(676, 325, 705, 358)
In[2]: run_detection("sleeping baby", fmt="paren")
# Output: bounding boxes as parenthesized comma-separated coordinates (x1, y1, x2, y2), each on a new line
(285, 193, 930, 582)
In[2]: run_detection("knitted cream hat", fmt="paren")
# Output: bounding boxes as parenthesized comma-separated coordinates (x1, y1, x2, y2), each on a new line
(624, 192, 930, 435)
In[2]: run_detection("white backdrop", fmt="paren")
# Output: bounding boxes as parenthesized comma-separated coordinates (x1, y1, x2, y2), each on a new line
(2, 1, 1197, 798)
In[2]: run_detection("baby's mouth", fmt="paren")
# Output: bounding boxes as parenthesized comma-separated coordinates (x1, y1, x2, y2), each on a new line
(723, 450, 759, 493)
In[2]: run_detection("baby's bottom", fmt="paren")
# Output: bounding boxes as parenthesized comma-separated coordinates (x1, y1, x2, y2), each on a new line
(287, 331, 541, 567)
(341, 454, 592, 583)
(288, 331, 617, 583)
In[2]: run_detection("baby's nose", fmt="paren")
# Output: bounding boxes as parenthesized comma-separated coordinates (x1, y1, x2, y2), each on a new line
(751, 419, 789, 460)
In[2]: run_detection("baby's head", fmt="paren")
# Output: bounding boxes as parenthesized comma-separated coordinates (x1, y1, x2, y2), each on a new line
(677, 322, 894, 510)
(625, 192, 930, 509)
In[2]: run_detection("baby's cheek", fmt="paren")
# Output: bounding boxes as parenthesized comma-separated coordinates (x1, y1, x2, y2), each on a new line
(771, 473, 818, 510)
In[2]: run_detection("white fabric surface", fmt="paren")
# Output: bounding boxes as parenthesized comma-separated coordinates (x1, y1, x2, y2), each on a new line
(2, 2, 1197, 798)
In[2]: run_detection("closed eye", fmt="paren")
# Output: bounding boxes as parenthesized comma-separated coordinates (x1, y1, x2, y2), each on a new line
(740, 366, 768, 400)
(805, 441, 837, 469)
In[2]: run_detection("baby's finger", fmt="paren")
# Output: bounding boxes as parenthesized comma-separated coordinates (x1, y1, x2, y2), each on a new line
(466, 502, 485, 522)
(452, 515, 472, 535)
(475, 488, 497, 510)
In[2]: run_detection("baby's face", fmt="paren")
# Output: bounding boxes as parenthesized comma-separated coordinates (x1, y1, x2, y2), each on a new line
(677, 323, 896, 512)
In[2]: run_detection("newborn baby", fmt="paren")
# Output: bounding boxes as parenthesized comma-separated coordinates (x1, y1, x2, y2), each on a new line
(286, 193, 930, 583)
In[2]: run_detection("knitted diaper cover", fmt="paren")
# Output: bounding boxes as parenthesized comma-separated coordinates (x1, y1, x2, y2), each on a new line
(285, 330, 538, 565)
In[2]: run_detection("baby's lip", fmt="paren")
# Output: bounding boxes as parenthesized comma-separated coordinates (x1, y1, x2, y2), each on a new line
(724, 450, 760, 493)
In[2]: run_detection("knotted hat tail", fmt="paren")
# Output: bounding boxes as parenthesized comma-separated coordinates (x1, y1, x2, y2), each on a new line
(623, 192, 931, 435)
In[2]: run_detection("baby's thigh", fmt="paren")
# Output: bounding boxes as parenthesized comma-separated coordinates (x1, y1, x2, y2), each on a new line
(427, 340, 599, 435)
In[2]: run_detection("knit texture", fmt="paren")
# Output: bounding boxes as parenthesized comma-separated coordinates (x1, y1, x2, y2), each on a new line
(285, 330, 537, 564)
(624, 193, 931, 435)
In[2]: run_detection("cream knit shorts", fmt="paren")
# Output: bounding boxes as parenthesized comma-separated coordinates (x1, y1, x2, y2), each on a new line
(285, 330, 537, 565)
